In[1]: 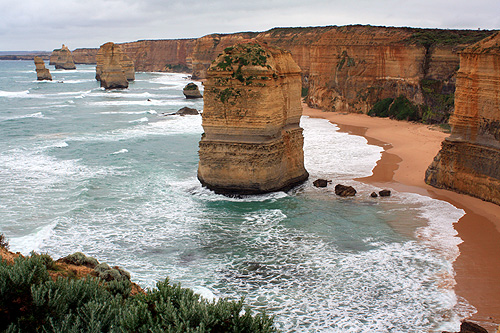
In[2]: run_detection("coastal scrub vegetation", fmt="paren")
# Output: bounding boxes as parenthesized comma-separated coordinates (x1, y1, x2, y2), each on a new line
(0, 252, 277, 332)
(405, 29, 495, 48)
(183, 82, 199, 91)
(368, 96, 420, 121)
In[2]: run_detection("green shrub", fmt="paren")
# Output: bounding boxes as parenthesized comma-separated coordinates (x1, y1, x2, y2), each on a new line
(0, 254, 277, 332)
(390, 95, 420, 121)
(369, 96, 419, 121)
(368, 98, 394, 118)
(59, 252, 99, 268)
(183, 82, 199, 91)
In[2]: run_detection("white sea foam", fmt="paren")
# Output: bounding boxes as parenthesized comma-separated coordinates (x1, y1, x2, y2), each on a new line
(9, 222, 58, 254)
(111, 149, 129, 155)
(90, 99, 190, 107)
(0, 89, 30, 98)
(129, 117, 149, 123)
(301, 116, 382, 180)
(100, 110, 157, 115)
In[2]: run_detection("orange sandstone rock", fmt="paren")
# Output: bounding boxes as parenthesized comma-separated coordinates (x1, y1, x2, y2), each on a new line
(198, 42, 308, 194)
(96, 42, 135, 82)
(50, 44, 76, 70)
(426, 32, 500, 205)
(34, 56, 52, 81)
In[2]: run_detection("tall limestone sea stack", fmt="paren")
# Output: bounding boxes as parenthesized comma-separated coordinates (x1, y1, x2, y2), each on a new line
(96, 42, 135, 89)
(96, 42, 135, 82)
(198, 42, 309, 194)
(50, 44, 76, 70)
(34, 56, 51, 81)
(425, 32, 500, 205)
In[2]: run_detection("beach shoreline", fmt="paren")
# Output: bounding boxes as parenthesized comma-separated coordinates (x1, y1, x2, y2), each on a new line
(302, 104, 500, 331)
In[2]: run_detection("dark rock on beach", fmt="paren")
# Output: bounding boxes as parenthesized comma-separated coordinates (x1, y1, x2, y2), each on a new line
(379, 189, 391, 197)
(370, 192, 378, 198)
(313, 179, 329, 187)
(335, 184, 356, 197)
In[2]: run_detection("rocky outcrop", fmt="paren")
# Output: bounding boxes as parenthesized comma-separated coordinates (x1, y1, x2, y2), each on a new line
(96, 42, 135, 82)
(176, 107, 199, 115)
(50, 44, 76, 70)
(96, 43, 129, 89)
(198, 42, 308, 194)
(183, 82, 202, 99)
(334, 184, 357, 197)
(425, 32, 500, 205)
(34, 56, 52, 81)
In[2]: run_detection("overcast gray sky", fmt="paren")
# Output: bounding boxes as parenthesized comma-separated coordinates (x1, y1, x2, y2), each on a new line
(1, 0, 499, 51)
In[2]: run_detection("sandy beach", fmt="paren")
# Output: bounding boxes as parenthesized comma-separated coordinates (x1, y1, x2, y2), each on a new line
(303, 104, 500, 331)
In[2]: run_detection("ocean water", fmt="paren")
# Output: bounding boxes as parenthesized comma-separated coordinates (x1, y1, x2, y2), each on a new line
(0, 60, 471, 332)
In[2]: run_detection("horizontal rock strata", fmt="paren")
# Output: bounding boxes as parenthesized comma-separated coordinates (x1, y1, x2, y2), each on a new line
(66, 26, 494, 117)
(50, 44, 76, 70)
(96, 42, 135, 82)
(425, 32, 500, 205)
(198, 42, 308, 194)
(34, 56, 51, 80)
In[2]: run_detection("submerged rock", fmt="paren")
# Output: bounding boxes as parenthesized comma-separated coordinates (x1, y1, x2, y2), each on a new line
(334, 184, 356, 197)
(198, 42, 308, 194)
(183, 82, 203, 99)
(34, 56, 52, 81)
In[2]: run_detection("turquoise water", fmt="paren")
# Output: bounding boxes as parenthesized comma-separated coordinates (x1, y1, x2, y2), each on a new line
(0, 60, 469, 332)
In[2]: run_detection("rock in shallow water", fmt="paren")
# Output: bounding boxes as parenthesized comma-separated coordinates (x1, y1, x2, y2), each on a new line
(313, 179, 329, 187)
(197, 42, 308, 194)
(335, 184, 356, 197)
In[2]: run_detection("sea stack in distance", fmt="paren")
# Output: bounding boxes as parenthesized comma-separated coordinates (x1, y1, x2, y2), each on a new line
(34, 56, 52, 81)
(96, 42, 135, 82)
(96, 42, 133, 89)
(50, 44, 76, 70)
(425, 32, 500, 205)
(198, 42, 309, 194)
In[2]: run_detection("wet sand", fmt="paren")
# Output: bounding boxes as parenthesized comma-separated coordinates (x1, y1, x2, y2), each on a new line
(303, 105, 500, 331)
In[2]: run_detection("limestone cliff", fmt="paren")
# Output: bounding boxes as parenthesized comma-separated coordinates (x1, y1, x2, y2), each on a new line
(34, 56, 51, 81)
(96, 42, 135, 82)
(72, 48, 98, 64)
(198, 42, 308, 194)
(66, 26, 493, 117)
(425, 32, 500, 205)
(50, 44, 76, 70)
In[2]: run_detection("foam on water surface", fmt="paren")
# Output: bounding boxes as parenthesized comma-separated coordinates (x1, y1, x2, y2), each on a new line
(0, 62, 471, 332)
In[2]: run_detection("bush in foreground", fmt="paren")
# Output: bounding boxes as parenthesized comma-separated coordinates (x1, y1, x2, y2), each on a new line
(0, 253, 277, 332)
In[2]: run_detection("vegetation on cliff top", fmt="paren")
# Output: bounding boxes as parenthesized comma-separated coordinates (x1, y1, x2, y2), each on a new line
(405, 29, 496, 48)
(0, 235, 276, 332)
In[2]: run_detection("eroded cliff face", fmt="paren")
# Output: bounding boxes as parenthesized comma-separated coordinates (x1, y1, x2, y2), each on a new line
(96, 42, 135, 82)
(66, 26, 493, 116)
(198, 42, 308, 194)
(72, 48, 98, 64)
(50, 44, 76, 70)
(426, 32, 500, 204)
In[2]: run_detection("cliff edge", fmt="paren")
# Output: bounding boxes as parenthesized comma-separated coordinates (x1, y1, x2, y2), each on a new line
(198, 42, 308, 194)
(425, 32, 500, 205)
